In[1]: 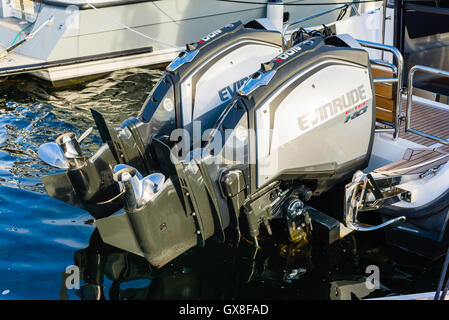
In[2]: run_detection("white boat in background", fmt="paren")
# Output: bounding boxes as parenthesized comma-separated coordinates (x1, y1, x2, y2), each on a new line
(0, 0, 383, 85)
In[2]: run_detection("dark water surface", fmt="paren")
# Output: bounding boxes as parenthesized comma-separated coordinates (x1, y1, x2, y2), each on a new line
(0, 69, 444, 300)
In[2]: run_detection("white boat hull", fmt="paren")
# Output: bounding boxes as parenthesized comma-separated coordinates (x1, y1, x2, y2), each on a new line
(0, 0, 383, 83)
(30, 47, 180, 83)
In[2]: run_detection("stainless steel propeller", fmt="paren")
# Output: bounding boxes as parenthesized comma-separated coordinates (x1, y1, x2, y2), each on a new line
(113, 164, 143, 179)
(113, 165, 165, 210)
(38, 127, 93, 169)
(38, 142, 70, 169)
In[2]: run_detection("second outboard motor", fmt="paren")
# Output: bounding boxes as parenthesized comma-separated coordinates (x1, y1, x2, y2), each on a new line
(39, 21, 283, 219)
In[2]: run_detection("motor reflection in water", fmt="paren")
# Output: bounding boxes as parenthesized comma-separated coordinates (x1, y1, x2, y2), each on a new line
(61, 226, 412, 300)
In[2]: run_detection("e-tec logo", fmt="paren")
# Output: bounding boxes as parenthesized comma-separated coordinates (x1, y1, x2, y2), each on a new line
(344, 101, 368, 123)
(275, 45, 302, 63)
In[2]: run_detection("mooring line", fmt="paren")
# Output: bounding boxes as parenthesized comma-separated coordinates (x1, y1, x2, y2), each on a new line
(83, 0, 183, 50)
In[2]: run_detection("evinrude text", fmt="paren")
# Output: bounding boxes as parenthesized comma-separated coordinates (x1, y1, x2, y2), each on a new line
(297, 84, 368, 131)
(218, 76, 249, 102)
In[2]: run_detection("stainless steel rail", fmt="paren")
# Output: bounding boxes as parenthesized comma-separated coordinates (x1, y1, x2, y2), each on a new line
(357, 40, 404, 139)
(381, 0, 387, 60)
(371, 59, 398, 74)
(281, 4, 360, 49)
(373, 77, 398, 83)
(19, 0, 26, 20)
(374, 127, 395, 133)
(406, 65, 449, 145)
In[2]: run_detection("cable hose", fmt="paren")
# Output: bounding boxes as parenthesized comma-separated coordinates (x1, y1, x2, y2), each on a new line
(11, 22, 35, 46)
(10, 0, 44, 46)
(83, 0, 183, 49)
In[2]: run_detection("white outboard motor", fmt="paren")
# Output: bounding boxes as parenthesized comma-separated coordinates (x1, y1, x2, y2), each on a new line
(235, 34, 375, 194)
(188, 33, 376, 247)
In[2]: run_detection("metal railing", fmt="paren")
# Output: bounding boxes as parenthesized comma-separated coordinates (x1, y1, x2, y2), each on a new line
(357, 40, 404, 139)
(281, 4, 360, 49)
(405, 65, 449, 145)
(19, 0, 25, 20)
(371, 58, 398, 75)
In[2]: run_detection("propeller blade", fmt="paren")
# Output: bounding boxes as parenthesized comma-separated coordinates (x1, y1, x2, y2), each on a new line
(143, 173, 165, 193)
(38, 142, 69, 169)
(141, 173, 165, 202)
(113, 164, 143, 179)
(77, 127, 93, 144)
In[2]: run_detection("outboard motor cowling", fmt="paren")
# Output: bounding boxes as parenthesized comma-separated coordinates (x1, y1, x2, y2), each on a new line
(164, 33, 376, 248)
(236, 34, 376, 194)
(39, 21, 284, 219)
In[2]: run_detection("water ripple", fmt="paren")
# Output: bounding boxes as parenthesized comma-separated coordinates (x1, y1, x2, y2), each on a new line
(0, 68, 163, 192)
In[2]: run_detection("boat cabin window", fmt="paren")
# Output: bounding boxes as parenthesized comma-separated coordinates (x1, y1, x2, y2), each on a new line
(399, 0, 449, 97)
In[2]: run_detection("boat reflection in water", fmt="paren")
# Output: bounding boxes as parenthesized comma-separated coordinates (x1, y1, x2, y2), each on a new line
(61, 227, 404, 300)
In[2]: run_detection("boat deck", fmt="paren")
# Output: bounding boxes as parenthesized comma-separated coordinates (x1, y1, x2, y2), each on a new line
(0, 50, 44, 76)
(374, 147, 449, 176)
(397, 98, 449, 152)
